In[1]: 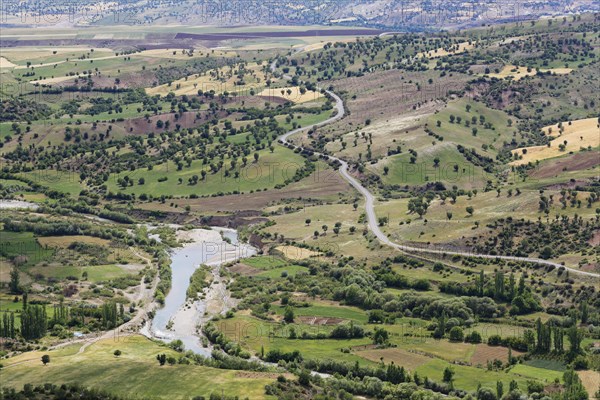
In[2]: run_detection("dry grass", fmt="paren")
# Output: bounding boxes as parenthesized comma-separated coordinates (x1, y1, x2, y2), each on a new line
(577, 370, 599, 399)
(37, 235, 111, 248)
(418, 42, 476, 58)
(146, 62, 272, 97)
(486, 64, 572, 81)
(275, 245, 321, 260)
(257, 86, 323, 104)
(470, 344, 524, 366)
(511, 117, 600, 165)
(0, 57, 17, 68)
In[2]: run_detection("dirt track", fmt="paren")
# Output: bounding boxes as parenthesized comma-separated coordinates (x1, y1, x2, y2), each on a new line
(274, 63, 599, 279)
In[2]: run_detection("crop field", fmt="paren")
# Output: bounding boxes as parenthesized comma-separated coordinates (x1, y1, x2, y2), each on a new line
(511, 117, 600, 165)
(28, 264, 141, 283)
(509, 364, 564, 382)
(417, 359, 532, 392)
(0, 231, 54, 269)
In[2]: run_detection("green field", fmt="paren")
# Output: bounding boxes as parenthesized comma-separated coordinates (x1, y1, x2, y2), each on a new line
(0, 231, 54, 268)
(106, 146, 307, 197)
(28, 264, 138, 283)
(1, 335, 275, 399)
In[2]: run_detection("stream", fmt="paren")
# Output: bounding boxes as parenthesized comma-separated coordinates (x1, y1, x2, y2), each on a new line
(149, 227, 256, 355)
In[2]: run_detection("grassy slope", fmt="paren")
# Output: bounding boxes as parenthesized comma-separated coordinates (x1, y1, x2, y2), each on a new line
(1, 335, 274, 399)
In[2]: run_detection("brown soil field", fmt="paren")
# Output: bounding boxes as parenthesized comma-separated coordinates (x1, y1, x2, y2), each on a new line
(296, 316, 344, 326)
(235, 371, 295, 380)
(529, 151, 599, 179)
(356, 348, 431, 369)
(321, 68, 469, 142)
(589, 230, 600, 247)
(174, 29, 382, 41)
(120, 110, 233, 135)
(470, 344, 524, 366)
(228, 263, 262, 276)
(137, 168, 350, 213)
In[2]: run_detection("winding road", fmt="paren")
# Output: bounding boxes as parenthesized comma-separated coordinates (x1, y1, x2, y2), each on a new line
(271, 63, 599, 279)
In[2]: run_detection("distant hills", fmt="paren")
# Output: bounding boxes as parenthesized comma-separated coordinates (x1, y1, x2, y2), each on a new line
(2, 0, 599, 30)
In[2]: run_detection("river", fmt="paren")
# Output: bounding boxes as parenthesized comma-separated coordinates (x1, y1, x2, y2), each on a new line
(0, 200, 39, 210)
(149, 227, 256, 355)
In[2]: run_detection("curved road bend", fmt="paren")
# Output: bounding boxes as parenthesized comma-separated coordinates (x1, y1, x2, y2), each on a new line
(274, 84, 599, 278)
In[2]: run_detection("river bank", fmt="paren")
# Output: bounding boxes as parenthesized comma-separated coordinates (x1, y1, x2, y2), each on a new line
(143, 226, 256, 355)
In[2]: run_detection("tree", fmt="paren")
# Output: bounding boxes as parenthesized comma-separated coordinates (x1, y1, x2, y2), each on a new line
(41, 355, 50, 365)
(540, 246, 553, 259)
(114, 350, 122, 357)
(466, 206, 474, 216)
(21, 305, 47, 340)
(496, 381, 504, 399)
(373, 327, 389, 345)
(580, 301, 589, 324)
(9, 267, 20, 294)
(449, 326, 464, 342)
(305, 218, 311, 226)
(567, 326, 583, 358)
(442, 366, 455, 385)
(298, 369, 311, 386)
(446, 211, 452, 220)
(283, 306, 294, 323)
(156, 353, 167, 366)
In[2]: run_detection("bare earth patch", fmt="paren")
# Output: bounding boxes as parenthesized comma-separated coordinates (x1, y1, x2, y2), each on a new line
(228, 263, 262, 276)
(470, 344, 524, 366)
(0, 56, 17, 68)
(276, 245, 321, 260)
(296, 316, 344, 326)
(529, 151, 599, 179)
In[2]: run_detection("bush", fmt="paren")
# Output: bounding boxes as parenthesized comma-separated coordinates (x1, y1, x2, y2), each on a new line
(449, 326, 464, 342)
(465, 331, 482, 344)
(572, 355, 589, 370)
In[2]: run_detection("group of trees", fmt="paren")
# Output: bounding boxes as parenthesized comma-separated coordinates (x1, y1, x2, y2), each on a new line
(20, 305, 48, 340)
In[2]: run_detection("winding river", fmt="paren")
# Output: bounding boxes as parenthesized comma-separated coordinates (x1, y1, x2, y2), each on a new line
(150, 227, 256, 355)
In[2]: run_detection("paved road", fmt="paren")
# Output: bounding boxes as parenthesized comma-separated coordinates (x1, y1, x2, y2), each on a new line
(274, 78, 599, 278)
